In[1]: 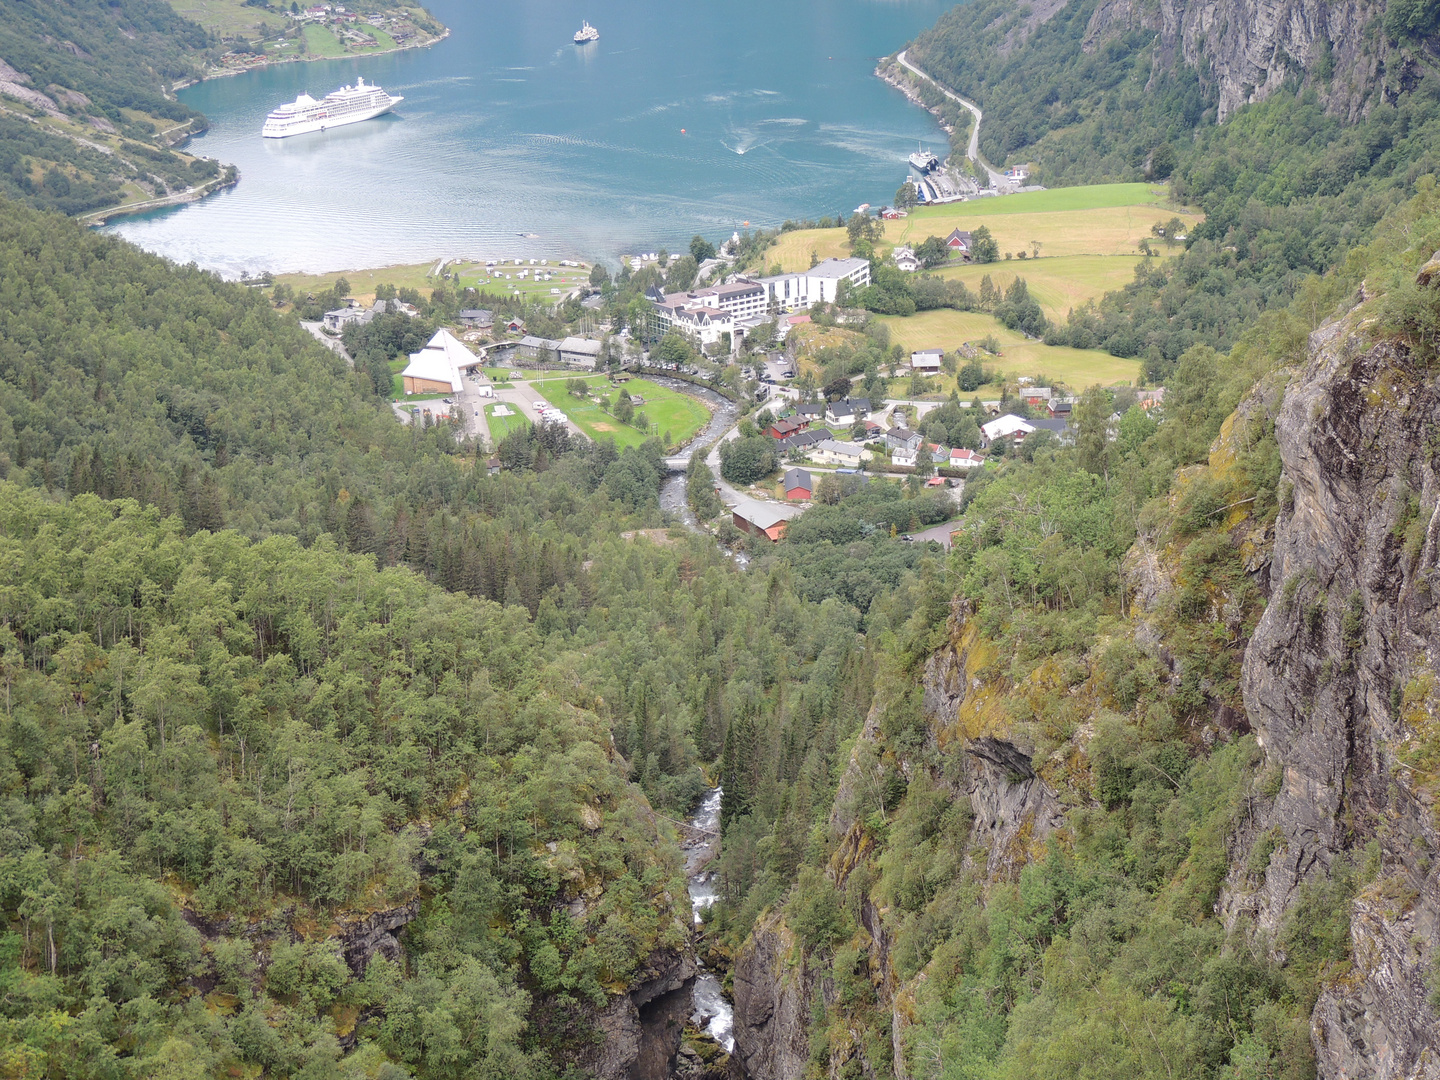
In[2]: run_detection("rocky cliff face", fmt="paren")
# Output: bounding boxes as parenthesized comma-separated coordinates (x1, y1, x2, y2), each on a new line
(1222, 307, 1440, 1080)
(731, 608, 1066, 1079)
(582, 947, 698, 1080)
(730, 290, 1440, 1079)
(1078, 0, 1421, 121)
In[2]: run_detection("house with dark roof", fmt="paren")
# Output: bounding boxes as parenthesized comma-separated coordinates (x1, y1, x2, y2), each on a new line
(886, 427, 922, 453)
(795, 402, 825, 422)
(783, 468, 813, 501)
(946, 228, 973, 253)
(825, 396, 872, 425)
(1028, 417, 1071, 442)
(458, 308, 494, 329)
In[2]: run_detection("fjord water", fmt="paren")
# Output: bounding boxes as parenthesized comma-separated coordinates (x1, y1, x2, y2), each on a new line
(108, 0, 947, 276)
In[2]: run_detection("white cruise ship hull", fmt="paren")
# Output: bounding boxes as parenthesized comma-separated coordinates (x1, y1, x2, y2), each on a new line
(263, 98, 400, 138)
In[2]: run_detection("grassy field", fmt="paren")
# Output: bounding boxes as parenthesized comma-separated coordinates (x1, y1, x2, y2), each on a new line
(876, 310, 1142, 388)
(457, 263, 590, 301)
(886, 204, 1201, 258)
(937, 255, 1145, 320)
(169, 0, 289, 35)
(273, 262, 445, 301)
(271, 258, 591, 305)
(763, 183, 1199, 272)
(767, 230, 854, 273)
(485, 403, 531, 441)
(302, 24, 347, 57)
(532, 376, 710, 450)
(917, 182, 1172, 216)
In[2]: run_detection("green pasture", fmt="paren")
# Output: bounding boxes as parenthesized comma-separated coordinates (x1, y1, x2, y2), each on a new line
(877, 310, 1142, 389)
(532, 376, 710, 450)
(937, 255, 1146, 321)
(302, 24, 346, 57)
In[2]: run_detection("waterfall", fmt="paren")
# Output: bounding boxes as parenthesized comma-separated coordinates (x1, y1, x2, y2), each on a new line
(683, 787, 734, 1052)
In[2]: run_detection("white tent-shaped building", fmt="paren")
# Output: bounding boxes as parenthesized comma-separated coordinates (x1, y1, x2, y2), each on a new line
(400, 329, 477, 395)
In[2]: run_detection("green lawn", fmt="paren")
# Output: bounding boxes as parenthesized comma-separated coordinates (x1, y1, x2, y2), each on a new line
(486, 403, 531, 441)
(302, 24, 346, 57)
(169, 0, 290, 35)
(369, 26, 397, 49)
(886, 202, 1202, 259)
(461, 265, 590, 300)
(532, 376, 710, 450)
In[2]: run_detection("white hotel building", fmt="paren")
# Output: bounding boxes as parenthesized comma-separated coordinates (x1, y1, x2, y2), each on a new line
(747, 257, 871, 313)
(647, 259, 871, 349)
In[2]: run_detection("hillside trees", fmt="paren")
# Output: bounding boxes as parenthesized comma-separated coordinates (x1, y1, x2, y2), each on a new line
(0, 485, 690, 1077)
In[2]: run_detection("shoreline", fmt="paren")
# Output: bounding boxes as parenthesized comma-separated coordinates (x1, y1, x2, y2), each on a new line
(130, 25, 448, 230)
(173, 27, 450, 90)
(883, 50, 1009, 188)
(875, 56, 959, 147)
(81, 166, 240, 227)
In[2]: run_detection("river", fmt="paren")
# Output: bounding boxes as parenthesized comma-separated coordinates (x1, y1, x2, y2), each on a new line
(655, 379, 736, 524)
(683, 787, 733, 1053)
(106, 0, 949, 276)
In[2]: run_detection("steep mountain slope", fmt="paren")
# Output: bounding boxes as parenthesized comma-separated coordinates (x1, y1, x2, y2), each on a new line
(907, 0, 1439, 182)
(720, 186, 1440, 1080)
(0, 0, 224, 215)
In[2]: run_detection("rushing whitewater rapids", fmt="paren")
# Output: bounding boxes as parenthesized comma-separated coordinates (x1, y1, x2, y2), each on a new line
(684, 787, 734, 1052)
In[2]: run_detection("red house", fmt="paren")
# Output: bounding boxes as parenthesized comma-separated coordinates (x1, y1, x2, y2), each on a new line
(784, 468, 813, 501)
(733, 502, 789, 542)
(767, 416, 808, 440)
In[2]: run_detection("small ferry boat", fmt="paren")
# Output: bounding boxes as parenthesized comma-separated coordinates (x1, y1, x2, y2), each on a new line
(574, 20, 599, 43)
(908, 144, 941, 173)
(261, 77, 402, 138)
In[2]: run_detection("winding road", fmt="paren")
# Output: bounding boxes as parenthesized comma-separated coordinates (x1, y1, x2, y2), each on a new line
(896, 49, 1007, 188)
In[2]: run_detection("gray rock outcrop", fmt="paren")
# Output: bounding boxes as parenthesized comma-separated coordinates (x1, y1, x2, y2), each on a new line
(580, 947, 697, 1080)
(1227, 304, 1440, 1080)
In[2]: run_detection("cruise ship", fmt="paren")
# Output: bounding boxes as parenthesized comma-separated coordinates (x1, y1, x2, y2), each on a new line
(908, 144, 941, 173)
(261, 77, 403, 138)
(574, 20, 599, 43)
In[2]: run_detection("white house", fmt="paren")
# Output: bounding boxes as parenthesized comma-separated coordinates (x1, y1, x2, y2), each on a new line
(892, 246, 920, 273)
(749, 258, 872, 313)
(949, 447, 984, 471)
(323, 305, 368, 331)
(910, 349, 943, 372)
(980, 414, 1036, 447)
(811, 440, 870, 468)
(825, 397, 871, 426)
